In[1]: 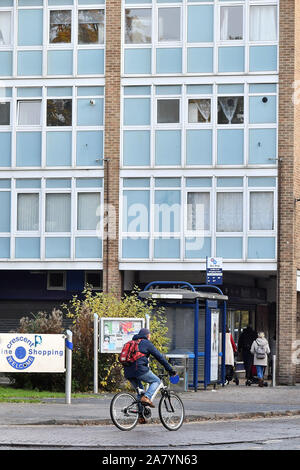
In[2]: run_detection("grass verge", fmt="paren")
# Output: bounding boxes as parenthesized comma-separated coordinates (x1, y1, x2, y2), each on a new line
(0, 385, 99, 403)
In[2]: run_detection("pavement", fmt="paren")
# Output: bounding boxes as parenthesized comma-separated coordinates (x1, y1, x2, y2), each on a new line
(1, 380, 300, 426)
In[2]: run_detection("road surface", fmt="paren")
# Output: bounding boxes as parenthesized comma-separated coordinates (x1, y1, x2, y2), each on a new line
(1, 416, 300, 451)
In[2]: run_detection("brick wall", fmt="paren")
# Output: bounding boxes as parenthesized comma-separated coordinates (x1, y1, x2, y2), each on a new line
(277, 0, 297, 384)
(295, 0, 300, 383)
(102, 0, 123, 298)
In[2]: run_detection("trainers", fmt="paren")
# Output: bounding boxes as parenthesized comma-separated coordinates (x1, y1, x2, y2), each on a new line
(141, 396, 155, 408)
(138, 416, 146, 424)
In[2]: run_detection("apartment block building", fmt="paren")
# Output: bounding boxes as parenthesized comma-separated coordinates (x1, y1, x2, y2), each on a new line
(0, 0, 298, 384)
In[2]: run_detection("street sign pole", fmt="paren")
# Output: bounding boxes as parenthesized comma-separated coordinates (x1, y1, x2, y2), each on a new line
(65, 330, 73, 405)
(94, 314, 99, 394)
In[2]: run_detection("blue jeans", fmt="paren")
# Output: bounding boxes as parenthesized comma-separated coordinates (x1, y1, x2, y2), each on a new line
(128, 371, 161, 400)
(256, 365, 264, 379)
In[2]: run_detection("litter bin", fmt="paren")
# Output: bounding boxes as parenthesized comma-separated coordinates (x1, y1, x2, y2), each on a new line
(166, 354, 189, 392)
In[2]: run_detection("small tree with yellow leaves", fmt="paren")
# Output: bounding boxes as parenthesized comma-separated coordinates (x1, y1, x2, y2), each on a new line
(63, 287, 169, 392)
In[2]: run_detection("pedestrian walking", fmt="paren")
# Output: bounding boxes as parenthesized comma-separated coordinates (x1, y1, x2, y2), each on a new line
(238, 326, 257, 381)
(250, 332, 270, 387)
(225, 328, 237, 384)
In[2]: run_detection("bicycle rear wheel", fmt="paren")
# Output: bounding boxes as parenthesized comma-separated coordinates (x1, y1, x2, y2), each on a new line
(110, 392, 139, 431)
(158, 391, 185, 431)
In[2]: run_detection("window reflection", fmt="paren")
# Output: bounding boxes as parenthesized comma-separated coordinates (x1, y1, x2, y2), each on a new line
(125, 9, 151, 44)
(78, 9, 104, 44)
(47, 99, 72, 126)
(188, 99, 211, 123)
(218, 97, 244, 124)
(49, 10, 72, 44)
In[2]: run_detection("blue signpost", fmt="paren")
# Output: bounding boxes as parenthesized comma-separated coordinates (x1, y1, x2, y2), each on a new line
(206, 257, 223, 285)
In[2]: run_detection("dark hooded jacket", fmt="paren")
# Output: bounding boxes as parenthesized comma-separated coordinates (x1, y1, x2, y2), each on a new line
(238, 327, 257, 353)
(123, 332, 174, 379)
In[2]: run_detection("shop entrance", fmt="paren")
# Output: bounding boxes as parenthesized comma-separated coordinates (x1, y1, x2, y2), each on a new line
(227, 306, 256, 345)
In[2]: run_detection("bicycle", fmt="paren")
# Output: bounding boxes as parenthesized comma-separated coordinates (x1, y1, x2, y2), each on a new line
(110, 373, 185, 431)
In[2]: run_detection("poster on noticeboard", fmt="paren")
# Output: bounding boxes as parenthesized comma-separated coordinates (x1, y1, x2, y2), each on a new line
(100, 318, 145, 353)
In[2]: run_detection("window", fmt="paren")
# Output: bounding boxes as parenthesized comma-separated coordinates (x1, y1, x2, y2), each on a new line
(250, 6, 277, 42)
(218, 97, 244, 124)
(78, 9, 104, 44)
(220, 6, 243, 41)
(187, 192, 210, 231)
(46, 193, 71, 232)
(125, 9, 151, 44)
(0, 11, 11, 45)
(158, 8, 180, 42)
(49, 10, 72, 44)
(47, 99, 72, 126)
(250, 192, 274, 230)
(18, 101, 41, 126)
(0, 102, 10, 125)
(47, 271, 66, 290)
(85, 271, 102, 290)
(17, 194, 39, 231)
(77, 193, 100, 230)
(217, 193, 243, 232)
(188, 99, 211, 123)
(157, 99, 179, 123)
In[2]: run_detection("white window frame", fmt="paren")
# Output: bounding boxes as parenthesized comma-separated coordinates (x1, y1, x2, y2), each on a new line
(156, 96, 181, 125)
(75, 189, 102, 234)
(48, 8, 73, 47)
(157, 6, 182, 45)
(0, 9, 13, 48)
(45, 190, 72, 235)
(46, 6, 106, 77)
(218, 3, 245, 43)
(16, 191, 40, 233)
(120, 175, 278, 265)
(122, 0, 279, 76)
(124, 7, 152, 46)
(78, 8, 105, 46)
(0, 99, 11, 126)
(17, 99, 42, 127)
(184, 189, 212, 238)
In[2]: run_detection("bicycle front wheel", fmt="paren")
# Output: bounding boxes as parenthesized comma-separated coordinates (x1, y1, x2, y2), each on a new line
(110, 392, 139, 431)
(158, 391, 185, 431)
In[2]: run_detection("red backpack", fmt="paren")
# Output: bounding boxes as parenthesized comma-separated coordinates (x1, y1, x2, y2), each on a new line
(119, 339, 145, 367)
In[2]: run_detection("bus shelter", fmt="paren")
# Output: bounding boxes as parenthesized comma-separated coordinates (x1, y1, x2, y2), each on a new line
(139, 281, 228, 391)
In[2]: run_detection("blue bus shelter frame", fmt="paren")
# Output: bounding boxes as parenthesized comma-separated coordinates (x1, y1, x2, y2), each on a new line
(142, 280, 227, 391)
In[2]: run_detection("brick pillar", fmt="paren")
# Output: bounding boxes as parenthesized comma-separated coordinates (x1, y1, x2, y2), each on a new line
(102, 0, 123, 298)
(277, 0, 297, 384)
(295, 1, 300, 383)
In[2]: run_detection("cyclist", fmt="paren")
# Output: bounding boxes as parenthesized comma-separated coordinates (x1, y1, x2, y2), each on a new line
(123, 328, 177, 423)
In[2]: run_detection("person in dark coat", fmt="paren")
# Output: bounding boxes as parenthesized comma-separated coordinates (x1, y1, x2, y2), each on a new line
(124, 328, 176, 411)
(238, 326, 257, 380)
